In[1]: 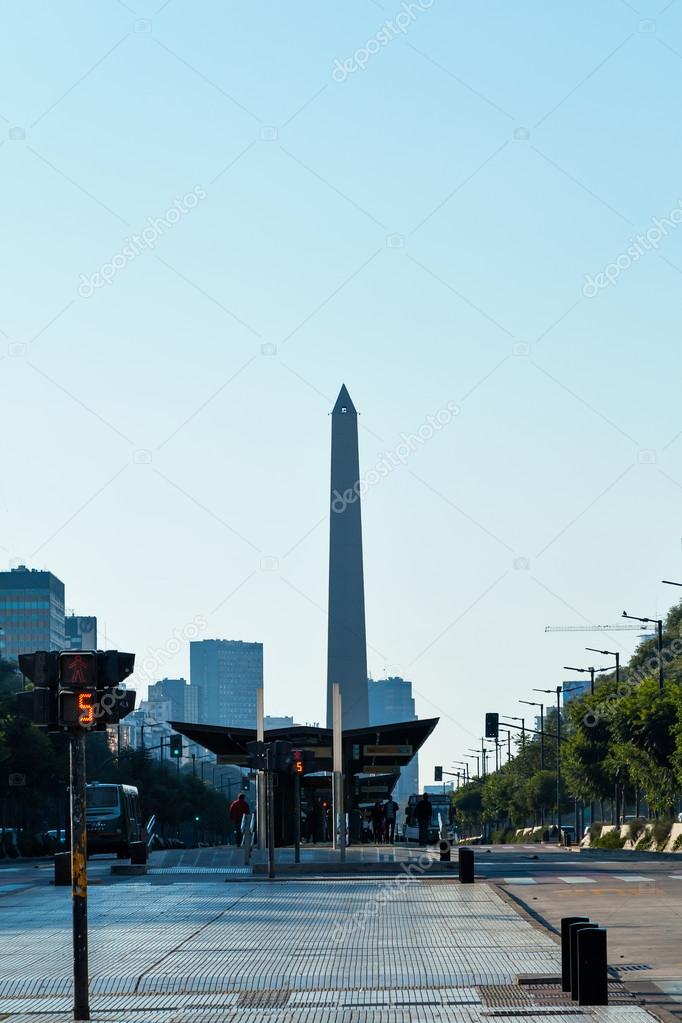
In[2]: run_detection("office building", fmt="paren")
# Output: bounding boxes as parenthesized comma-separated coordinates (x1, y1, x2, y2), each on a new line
(64, 614, 97, 651)
(190, 639, 263, 728)
(264, 715, 294, 730)
(369, 676, 419, 805)
(148, 678, 187, 721)
(563, 679, 590, 705)
(0, 566, 66, 662)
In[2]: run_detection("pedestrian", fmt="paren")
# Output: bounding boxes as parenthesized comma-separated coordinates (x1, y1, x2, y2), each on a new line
(383, 797, 399, 843)
(371, 800, 385, 844)
(229, 792, 250, 847)
(305, 801, 320, 844)
(415, 792, 432, 847)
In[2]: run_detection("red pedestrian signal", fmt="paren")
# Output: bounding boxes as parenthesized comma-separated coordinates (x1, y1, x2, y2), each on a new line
(59, 652, 97, 688)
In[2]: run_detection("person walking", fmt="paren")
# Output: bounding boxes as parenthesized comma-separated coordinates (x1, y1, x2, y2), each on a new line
(371, 800, 385, 844)
(415, 792, 432, 847)
(229, 792, 250, 847)
(383, 797, 399, 843)
(305, 801, 320, 844)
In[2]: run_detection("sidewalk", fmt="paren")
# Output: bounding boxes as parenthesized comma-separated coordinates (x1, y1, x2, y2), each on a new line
(1, 872, 662, 1021)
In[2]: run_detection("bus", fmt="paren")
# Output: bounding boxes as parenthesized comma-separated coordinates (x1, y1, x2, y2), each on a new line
(403, 792, 455, 843)
(85, 783, 144, 858)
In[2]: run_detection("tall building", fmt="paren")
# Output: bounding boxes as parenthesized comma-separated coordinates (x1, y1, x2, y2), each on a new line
(190, 639, 263, 728)
(563, 679, 590, 705)
(184, 684, 201, 723)
(0, 565, 66, 662)
(64, 614, 97, 651)
(368, 676, 419, 805)
(148, 677, 187, 720)
(326, 385, 369, 729)
(264, 715, 294, 730)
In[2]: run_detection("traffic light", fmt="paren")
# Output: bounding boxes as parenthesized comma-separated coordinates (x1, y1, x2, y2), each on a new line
(485, 712, 499, 739)
(95, 651, 136, 730)
(58, 652, 97, 729)
(169, 735, 183, 758)
(16, 649, 136, 732)
(434, 765, 443, 782)
(16, 651, 59, 730)
(291, 749, 314, 776)
(246, 740, 267, 771)
(272, 739, 293, 773)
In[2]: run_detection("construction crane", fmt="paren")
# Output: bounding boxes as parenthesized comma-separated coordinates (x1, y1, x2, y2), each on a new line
(545, 624, 644, 633)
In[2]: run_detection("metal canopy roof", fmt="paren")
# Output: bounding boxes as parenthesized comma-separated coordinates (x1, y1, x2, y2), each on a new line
(169, 716, 438, 775)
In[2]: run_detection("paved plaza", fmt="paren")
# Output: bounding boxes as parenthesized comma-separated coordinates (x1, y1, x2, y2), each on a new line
(0, 868, 662, 1022)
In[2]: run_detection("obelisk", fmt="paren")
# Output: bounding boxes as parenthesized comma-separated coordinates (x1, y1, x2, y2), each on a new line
(326, 384, 369, 729)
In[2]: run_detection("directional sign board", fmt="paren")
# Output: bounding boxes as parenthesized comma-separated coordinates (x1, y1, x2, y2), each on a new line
(363, 744, 412, 757)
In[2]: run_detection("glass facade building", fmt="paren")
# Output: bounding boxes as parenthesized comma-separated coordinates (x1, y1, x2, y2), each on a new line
(368, 676, 420, 806)
(0, 566, 66, 662)
(190, 639, 263, 728)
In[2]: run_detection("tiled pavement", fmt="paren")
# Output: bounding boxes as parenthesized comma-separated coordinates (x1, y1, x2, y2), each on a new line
(1, 879, 660, 1021)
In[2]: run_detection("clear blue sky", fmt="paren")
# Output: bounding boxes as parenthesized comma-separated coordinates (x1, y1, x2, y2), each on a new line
(2, 1, 682, 786)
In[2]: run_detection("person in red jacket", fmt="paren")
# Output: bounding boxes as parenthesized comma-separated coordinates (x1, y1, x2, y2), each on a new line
(229, 792, 250, 846)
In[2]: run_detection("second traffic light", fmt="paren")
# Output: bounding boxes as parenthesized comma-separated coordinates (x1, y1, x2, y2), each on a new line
(434, 766, 443, 782)
(485, 712, 499, 739)
(169, 735, 183, 758)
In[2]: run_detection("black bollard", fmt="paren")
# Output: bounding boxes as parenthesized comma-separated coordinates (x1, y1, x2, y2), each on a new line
(569, 922, 598, 1000)
(561, 916, 589, 991)
(439, 840, 451, 862)
(130, 841, 147, 865)
(577, 927, 608, 1006)
(54, 851, 71, 886)
(459, 846, 474, 884)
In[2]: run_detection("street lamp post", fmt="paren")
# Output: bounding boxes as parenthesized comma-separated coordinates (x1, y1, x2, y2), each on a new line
(585, 647, 620, 688)
(502, 716, 525, 749)
(563, 664, 610, 696)
(533, 685, 562, 845)
(498, 728, 512, 763)
(622, 611, 663, 691)
(466, 752, 480, 779)
(520, 699, 544, 828)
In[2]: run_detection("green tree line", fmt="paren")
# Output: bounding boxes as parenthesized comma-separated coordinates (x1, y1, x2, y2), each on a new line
(452, 604, 682, 837)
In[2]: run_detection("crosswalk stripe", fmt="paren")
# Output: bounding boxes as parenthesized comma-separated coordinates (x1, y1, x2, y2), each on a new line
(612, 875, 653, 882)
(557, 876, 595, 884)
(503, 877, 537, 884)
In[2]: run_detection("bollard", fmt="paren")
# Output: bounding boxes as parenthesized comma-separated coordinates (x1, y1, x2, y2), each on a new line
(569, 922, 598, 1000)
(54, 851, 71, 886)
(439, 839, 451, 862)
(130, 841, 147, 865)
(561, 916, 589, 991)
(458, 846, 474, 884)
(577, 926, 608, 1006)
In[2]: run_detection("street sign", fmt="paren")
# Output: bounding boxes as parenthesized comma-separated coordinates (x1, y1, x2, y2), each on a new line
(362, 765, 403, 775)
(363, 744, 412, 756)
(8, 772, 26, 787)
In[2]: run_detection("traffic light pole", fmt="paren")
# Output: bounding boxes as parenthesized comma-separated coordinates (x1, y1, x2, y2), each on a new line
(293, 771, 301, 864)
(70, 730, 90, 1021)
(266, 768, 275, 880)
